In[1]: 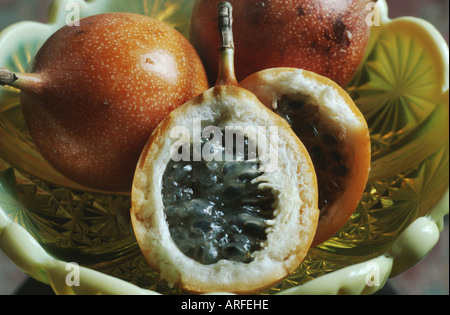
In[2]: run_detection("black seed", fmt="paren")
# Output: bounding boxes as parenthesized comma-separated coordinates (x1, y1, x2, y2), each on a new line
(193, 164, 218, 186)
(233, 233, 252, 246)
(165, 205, 182, 218)
(239, 169, 260, 182)
(196, 241, 220, 265)
(309, 121, 320, 136)
(164, 176, 179, 186)
(224, 221, 242, 235)
(330, 151, 342, 164)
(239, 205, 262, 215)
(206, 160, 222, 174)
(258, 199, 276, 214)
(294, 120, 319, 138)
(243, 218, 268, 239)
(187, 199, 215, 217)
(289, 100, 306, 110)
(243, 162, 261, 177)
(222, 242, 251, 263)
(241, 193, 272, 206)
(335, 165, 348, 177)
(191, 220, 214, 236)
(223, 184, 243, 202)
(321, 133, 338, 146)
(176, 187, 194, 202)
(162, 128, 276, 265)
(235, 212, 261, 225)
(222, 161, 240, 176)
(180, 241, 196, 258)
(170, 226, 189, 243)
(239, 170, 259, 180)
(310, 146, 326, 169)
(205, 183, 224, 202)
(297, 103, 319, 118)
(168, 164, 192, 183)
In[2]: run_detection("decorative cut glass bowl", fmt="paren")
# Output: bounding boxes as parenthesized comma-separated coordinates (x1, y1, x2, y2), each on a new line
(0, 0, 448, 295)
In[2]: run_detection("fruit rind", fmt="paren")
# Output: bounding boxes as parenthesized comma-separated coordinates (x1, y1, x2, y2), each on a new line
(131, 85, 319, 294)
(241, 68, 371, 247)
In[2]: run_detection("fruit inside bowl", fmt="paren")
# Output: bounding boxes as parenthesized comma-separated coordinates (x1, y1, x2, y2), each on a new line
(0, 0, 448, 295)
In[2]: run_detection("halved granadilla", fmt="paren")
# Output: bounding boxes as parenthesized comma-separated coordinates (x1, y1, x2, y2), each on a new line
(241, 68, 371, 247)
(130, 2, 319, 294)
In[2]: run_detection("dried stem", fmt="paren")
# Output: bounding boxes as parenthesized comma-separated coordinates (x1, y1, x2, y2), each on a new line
(218, 1, 234, 50)
(216, 2, 238, 86)
(0, 68, 18, 86)
(0, 68, 44, 93)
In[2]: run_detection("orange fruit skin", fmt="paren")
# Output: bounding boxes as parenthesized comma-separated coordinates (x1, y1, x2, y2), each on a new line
(241, 68, 371, 247)
(190, 0, 372, 87)
(301, 70, 371, 246)
(21, 13, 208, 192)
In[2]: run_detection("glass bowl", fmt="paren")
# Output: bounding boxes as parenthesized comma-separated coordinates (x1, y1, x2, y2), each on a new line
(0, 0, 448, 295)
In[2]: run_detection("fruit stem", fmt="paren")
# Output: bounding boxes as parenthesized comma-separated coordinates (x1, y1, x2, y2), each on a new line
(0, 68, 18, 87)
(0, 68, 44, 92)
(215, 2, 238, 86)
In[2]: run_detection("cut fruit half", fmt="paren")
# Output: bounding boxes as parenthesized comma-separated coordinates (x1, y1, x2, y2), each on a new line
(130, 2, 319, 294)
(131, 86, 319, 293)
(241, 68, 371, 247)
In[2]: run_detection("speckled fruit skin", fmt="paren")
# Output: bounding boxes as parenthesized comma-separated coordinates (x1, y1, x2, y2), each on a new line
(190, 0, 373, 86)
(21, 13, 208, 192)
